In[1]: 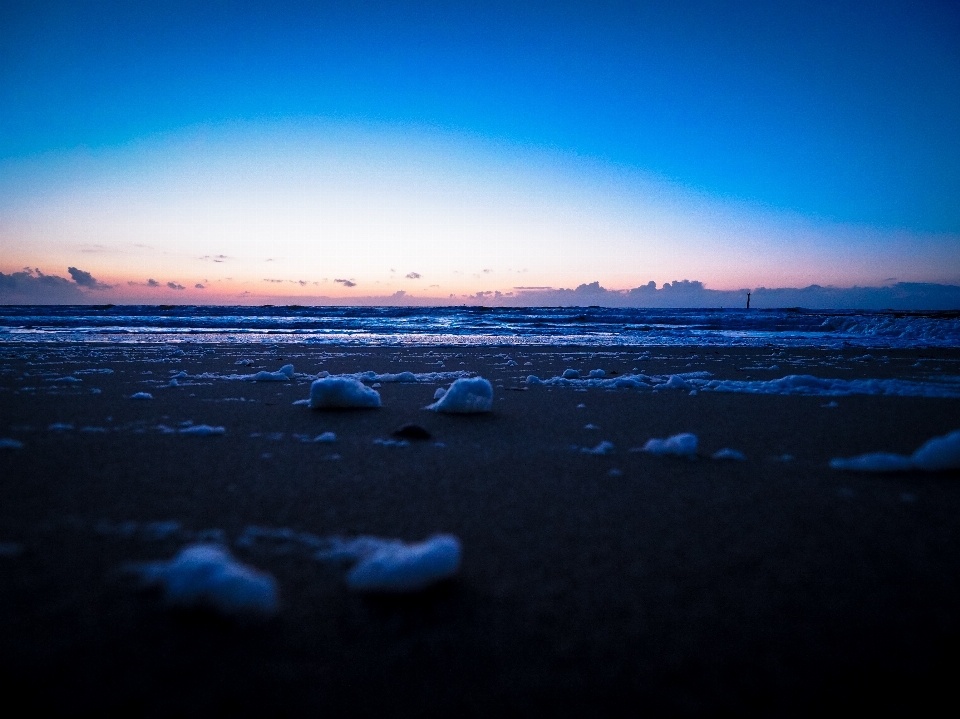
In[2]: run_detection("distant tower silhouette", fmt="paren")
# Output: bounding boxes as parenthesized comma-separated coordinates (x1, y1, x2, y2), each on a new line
(746, 292, 751, 309)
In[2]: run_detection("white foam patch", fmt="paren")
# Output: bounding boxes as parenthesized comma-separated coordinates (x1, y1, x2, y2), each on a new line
(712, 448, 746, 461)
(691, 374, 960, 398)
(662, 375, 692, 390)
(638, 433, 698, 457)
(527, 371, 960, 398)
(132, 544, 278, 615)
(526, 371, 711, 390)
(0, 438, 24, 449)
(912, 429, 960, 470)
(347, 370, 472, 384)
(314, 431, 336, 443)
(373, 438, 409, 447)
(179, 424, 226, 436)
(46, 376, 82, 384)
(316, 535, 461, 592)
(131, 392, 154, 400)
(247, 364, 295, 381)
(587, 369, 605, 378)
(581, 441, 614, 455)
(308, 377, 382, 409)
(427, 377, 493, 413)
(829, 453, 914, 472)
(48, 423, 73, 431)
(830, 429, 960, 472)
(433, 387, 447, 400)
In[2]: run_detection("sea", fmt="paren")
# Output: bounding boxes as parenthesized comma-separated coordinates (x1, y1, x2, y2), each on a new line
(0, 305, 958, 348)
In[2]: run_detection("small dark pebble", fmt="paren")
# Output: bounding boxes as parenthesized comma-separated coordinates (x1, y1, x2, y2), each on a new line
(393, 424, 432, 440)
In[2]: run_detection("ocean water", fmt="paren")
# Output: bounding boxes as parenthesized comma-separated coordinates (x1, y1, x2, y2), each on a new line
(0, 305, 958, 348)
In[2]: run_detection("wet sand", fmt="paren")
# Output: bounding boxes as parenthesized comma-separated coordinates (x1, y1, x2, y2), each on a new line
(1, 342, 959, 716)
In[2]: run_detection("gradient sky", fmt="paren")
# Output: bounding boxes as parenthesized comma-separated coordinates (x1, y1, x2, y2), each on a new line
(2, 0, 959, 303)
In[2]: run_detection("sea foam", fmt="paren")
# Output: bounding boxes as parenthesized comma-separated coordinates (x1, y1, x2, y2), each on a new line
(132, 544, 278, 615)
(315, 535, 461, 592)
(309, 377, 382, 409)
(830, 429, 960, 472)
(427, 377, 493, 413)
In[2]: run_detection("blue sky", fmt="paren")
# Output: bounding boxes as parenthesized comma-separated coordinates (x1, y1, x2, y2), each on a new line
(1, 1, 959, 303)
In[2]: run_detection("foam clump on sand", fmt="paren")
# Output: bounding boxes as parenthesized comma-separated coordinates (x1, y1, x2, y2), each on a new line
(349, 370, 470, 384)
(525, 371, 709, 391)
(0, 438, 24, 449)
(912, 430, 960, 470)
(309, 377, 382, 409)
(712, 448, 746, 461)
(829, 453, 914, 472)
(663, 375, 692, 390)
(582, 441, 614, 455)
(247, 364, 294, 381)
(317, 535, 461, 592)
(427, 377, 493, 413)
(526, 370, 959, 398)
(638, 433, 698, 457)
(179, 424, 226, 436)
(133, 544, 278, 615)
(131, 392, 154, 400)
(587, 369, 605, 378)
(314, 431, 336, 443)
(831, 429, 960, 472)
(697, 374, 960, 398)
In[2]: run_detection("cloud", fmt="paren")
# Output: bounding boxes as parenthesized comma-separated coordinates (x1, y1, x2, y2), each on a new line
(0, 268, 85, 303)
(167, 282, 185, 290)
(67, 266, 111, 289)
(335, 278, 357, 287)
(195, 283, 205, 289)
(147, 279, 160, 287)
(200, 254, 229, 263)
(405, 272, 421, 279)
(263, 279, 284, 283)
(501, 280, 960, 310)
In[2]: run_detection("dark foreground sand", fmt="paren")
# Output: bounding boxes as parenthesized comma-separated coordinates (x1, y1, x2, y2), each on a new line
(1, 342, 959, 717)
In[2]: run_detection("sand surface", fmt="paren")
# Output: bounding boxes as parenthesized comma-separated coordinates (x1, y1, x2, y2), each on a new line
(1, 342, 959, 716)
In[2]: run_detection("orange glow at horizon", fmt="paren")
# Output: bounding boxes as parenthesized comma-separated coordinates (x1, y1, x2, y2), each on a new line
(2, 120, 959, 304)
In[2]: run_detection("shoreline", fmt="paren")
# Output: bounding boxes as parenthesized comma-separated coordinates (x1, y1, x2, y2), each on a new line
(1, 342, 959, 715)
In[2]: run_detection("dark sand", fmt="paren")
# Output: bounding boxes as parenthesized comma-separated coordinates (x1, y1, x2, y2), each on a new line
(1, 343, 959, 716)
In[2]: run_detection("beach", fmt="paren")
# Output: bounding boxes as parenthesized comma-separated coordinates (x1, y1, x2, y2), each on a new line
(1, 342, 959, 716)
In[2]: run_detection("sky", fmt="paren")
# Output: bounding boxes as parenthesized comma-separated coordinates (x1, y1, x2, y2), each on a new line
(1, 0, 959, 305)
